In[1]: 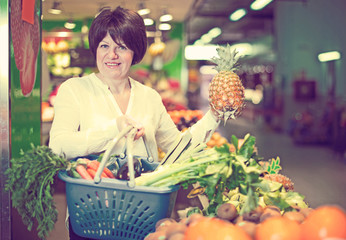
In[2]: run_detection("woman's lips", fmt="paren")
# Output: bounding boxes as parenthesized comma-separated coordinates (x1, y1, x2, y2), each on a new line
(105, 62, 120, 66)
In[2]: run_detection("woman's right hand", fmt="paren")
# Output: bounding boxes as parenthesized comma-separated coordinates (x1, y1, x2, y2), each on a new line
(116, 115, 145, 140)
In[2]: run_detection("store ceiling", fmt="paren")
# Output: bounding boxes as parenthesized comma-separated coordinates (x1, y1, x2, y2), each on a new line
(42, 0, 275, 45)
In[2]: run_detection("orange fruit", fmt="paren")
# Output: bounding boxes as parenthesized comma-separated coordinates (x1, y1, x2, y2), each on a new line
(255, 216, 302, 240)
(184, 216, 251, 240)
(301, 205, 346, 240)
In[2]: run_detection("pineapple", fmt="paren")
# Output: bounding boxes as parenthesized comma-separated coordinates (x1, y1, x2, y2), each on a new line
(263, 173, 295, 191)
(208, 44, 245, 122)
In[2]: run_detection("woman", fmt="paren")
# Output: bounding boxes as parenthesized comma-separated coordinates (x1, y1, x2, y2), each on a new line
(49, 6, 220, 239)
(49, 6, 219, 161)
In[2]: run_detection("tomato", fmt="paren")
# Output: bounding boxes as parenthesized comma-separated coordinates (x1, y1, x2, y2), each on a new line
(255, 216, 302, 240)
(184, 216, 251, 240)
(301, 205, 346, 240)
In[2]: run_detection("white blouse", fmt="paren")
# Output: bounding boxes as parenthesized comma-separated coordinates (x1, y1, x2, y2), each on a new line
(49, 73, 219, 161)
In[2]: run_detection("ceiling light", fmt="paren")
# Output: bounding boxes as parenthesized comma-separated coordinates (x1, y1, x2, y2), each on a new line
(201, 34, 212, 44)
(193, 40, 204, 46)
(231, 43, 253, 55)
(159, 23, 171, 31)
(48, 1, 62, 15)
(229, 8, 247, 21)
(318, 51, 341, 62)
(208, 27, 222, 38)
(185, 45, 218, 60)
(81, 24, 89, 34)
(137, 2, 150, 16)
(159, 10, 173, 22)
(250, 0, 273, 11)
(64, 19, 76, 30)
(143, 18, 154, 26)
(95, 6, 111, 18)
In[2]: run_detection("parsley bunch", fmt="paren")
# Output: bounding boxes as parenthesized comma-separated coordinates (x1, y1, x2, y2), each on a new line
(5, 144, 69, 239)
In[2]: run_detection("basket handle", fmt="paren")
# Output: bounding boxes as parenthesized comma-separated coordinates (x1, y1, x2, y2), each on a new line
(125, 128, 138, 188)
(94, 125, 135, 184)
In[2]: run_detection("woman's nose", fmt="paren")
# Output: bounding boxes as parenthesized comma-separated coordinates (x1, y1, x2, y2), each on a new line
(109, 49, 118, 58)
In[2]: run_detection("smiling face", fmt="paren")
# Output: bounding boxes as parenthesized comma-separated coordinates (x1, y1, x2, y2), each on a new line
(96, 33, 134, 82)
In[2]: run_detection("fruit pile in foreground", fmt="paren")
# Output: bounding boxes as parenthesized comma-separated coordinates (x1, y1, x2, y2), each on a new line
(145, 205, 346, 240)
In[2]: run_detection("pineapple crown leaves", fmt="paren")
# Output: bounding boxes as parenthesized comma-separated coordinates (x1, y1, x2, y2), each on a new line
(211, 44, 241, 72)
(267, 157, 282, 174)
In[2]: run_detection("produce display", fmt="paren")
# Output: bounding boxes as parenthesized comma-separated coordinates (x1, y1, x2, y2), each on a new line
(5, 133, 346, 239)
(145, 205, 346, 240)
(168, 109, 204, 131)
(208, 44, 245, 122)
(142, 134, 346, 239)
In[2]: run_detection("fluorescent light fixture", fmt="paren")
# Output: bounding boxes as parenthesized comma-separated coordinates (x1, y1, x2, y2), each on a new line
(229, 8, 247, 21)
(208, 27, 222, 38)
(143, 18, 154, 26)
(95, 6, 111, 18)
(48, 1, 62, 15)
(56, 31, 70, 38)
(138, 8, 150, 15)
(318, 51, 341, 62)
(81, 24, 89, 34)
(250, 0, 273, 11)
(159, 23, 171, 30)
(185, 45, 218, 60)
(159, 12, 173, 22)
(201, 34, 213, 44)
(137, 2, 150, 15)
(193, 39, 204, 45)
(231, 43, 253, 55)
(64, 19, 76, 30)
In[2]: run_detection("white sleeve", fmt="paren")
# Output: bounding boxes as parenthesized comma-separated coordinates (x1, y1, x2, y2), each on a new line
(48, 82, 117, 159)
(189, 109, 220, 145)
(155, 95, 219, 153)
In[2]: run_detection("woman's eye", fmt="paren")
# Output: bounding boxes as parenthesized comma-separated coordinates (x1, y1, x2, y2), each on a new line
(119, 45, 127, 50)
(100, 44, 108, 48)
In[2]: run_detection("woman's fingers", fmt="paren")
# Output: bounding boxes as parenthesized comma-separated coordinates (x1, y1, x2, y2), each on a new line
(134, 127, 145, 140)
(116, 115, 144, 140)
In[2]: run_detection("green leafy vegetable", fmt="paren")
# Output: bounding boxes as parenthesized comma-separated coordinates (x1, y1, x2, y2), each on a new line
(136, 134, 267, 215)
(136, 133, 308, 216)
(5, 144, 69, 239)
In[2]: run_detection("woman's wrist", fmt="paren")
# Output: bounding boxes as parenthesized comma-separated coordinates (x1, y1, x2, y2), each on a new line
(210, 106, 221, 122)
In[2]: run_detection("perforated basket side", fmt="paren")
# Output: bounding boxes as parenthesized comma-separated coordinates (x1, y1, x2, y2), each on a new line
(65, 181, 178, 240)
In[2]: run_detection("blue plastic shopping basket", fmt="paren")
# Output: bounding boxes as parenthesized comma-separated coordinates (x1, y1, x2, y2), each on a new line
(58, 126, 179, 240)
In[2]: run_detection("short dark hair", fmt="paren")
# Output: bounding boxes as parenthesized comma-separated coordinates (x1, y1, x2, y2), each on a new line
(88, 6, 147, 65)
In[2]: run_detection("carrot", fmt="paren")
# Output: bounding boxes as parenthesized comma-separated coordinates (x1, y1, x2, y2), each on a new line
(75, 165, 93, 180)
(87, 166, 108, 179)
(103, 167, 116, 179)
(100, 171, 108, 178)
(86, 160, 100, 171)
(87, 160, 114, 178)
(87, 168, 96, 179)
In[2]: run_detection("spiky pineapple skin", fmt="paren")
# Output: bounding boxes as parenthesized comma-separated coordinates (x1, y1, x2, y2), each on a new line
(263, 173, 295, 191)
(209, 70, 245, 120)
